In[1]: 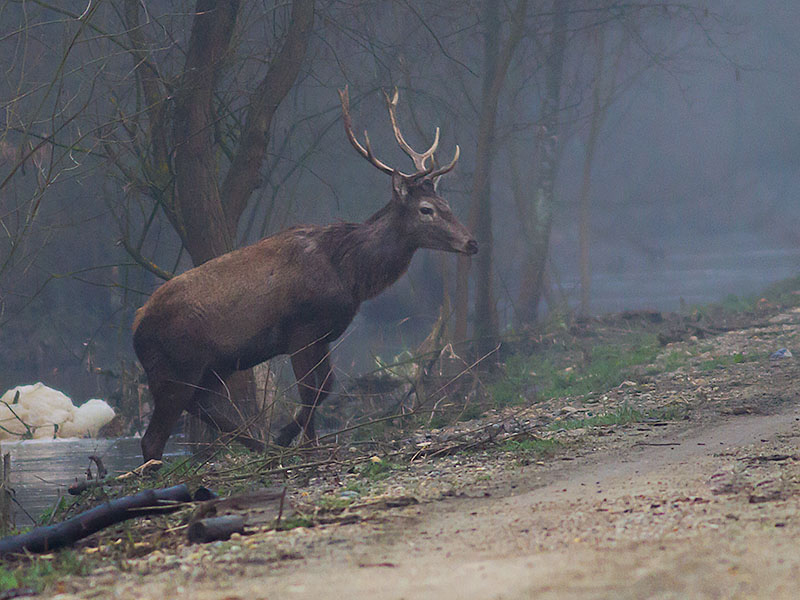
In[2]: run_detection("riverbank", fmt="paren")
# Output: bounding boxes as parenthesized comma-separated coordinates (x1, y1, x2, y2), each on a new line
(1, 276, 798, 598)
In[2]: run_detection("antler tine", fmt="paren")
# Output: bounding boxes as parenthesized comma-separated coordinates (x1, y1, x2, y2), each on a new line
(383, 87, 440, 174)
(339, 86, 396, 176)
(362, 130, 385, 169)
(428, 144, 460, 180)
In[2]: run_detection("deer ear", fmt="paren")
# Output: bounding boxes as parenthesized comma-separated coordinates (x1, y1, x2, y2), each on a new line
(392, 171, 410, 203)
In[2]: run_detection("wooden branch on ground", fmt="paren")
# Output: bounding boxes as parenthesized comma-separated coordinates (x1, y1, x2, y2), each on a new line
(187, 515, 244, 544)
(0, 484, 191, 556)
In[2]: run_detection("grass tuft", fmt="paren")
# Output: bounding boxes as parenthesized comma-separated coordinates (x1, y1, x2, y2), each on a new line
(358, 459, 395, 481)
(0, 551, 89, 594)
(499, 437, 561, 456)
(490, 334, 661, 407)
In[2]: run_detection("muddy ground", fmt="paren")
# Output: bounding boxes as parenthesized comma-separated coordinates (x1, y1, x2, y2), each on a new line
(46, 306, 800, 599)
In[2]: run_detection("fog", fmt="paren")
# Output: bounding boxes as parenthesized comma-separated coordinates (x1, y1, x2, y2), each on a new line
(0, 1, 798, 404)
(533, 1, 800, 310)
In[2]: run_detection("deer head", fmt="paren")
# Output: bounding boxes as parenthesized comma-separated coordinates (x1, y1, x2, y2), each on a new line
(339, 86, 477, 256)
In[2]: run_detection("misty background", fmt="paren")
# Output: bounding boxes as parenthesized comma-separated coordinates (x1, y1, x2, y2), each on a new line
(0, 1, 798, 420)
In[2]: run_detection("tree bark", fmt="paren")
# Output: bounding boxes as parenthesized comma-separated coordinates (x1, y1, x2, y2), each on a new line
(221, 0, 315, 237)
(172, 0, 241, 265)
(466, 0, 500, 352)
(170, 1, 244, 443)
(453, 0, 528, 347)
(578, 30, 607, 317)
(516, 0, 567, 326)
(124, 0, 315, 448)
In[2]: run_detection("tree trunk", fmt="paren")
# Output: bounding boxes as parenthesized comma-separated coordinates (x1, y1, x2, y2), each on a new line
(470, 0, 501, 355)
(172, 0, 240, 265)
(154, 0, 314, 448)
(578, 30, 607, 317)
(516, 0, 567, 326)
(170, 1, 242, 444)
(221, 0, 315, 234)
(453, 0, 528, 348)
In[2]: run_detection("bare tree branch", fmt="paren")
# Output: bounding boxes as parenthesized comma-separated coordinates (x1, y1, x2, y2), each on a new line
(221, 0, 314, 235)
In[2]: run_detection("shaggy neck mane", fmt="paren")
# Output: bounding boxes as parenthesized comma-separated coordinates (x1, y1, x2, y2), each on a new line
(323, 204, 415, 303)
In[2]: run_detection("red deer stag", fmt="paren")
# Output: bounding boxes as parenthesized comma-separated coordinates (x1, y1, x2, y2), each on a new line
(133, 87, 478, 461)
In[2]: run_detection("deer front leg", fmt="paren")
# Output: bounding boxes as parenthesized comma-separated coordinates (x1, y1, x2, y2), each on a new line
(275, 342, 334, 446)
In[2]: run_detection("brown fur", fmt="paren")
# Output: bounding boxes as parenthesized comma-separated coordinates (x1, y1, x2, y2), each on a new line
(135, 174, 477, 461)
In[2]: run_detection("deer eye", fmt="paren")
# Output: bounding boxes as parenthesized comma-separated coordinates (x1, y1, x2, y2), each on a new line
(419, 205, 434, 216)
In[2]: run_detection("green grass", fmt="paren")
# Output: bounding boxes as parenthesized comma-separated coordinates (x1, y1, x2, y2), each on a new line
(358, 459, 394, 481)
(662, 349, 692, 372)
(550, 403, 687, 431)
(684, 276, 800, 319)
(0, 551, 89, 593)
(762, 275, 800, 307)
(719, 293, 756, 313)
(490, 334, 661, 407)
(344, 480, 368, 494)
(276, 515, 314, 530)
(490, 274, 800, 412)
(459, 403, 486, 422)
(499, 437, 561, 456)
(684, 292, 757, 319)
(698, 352, 760, 371)
(553, 403, 645, 430)
(317, 495, 356, 511)
(37, 495, 79, 526)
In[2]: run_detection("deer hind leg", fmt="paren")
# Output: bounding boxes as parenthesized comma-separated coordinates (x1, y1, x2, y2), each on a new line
(275, 342, 334, 446)
(189, 370, 265, 453)
(141, 365, 201, 462)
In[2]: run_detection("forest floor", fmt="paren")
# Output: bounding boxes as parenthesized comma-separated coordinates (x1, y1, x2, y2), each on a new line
(8, 291, 800, 599)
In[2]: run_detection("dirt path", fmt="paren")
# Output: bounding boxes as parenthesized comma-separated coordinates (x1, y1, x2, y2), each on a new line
(60, 310, 800, 600)
(248, 407, 800, 600)
(67, 399, 800, 600)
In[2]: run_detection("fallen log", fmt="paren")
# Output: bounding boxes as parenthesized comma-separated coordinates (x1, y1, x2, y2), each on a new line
(187, 515, 245, 543)
(0, 484, 191, 556)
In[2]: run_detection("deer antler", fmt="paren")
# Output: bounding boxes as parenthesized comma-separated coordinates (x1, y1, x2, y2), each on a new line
(428, 144, 460, 179)
(339, 85, 460, 180)
(383, 88, 439, 174)
(339, 86, 397, 176)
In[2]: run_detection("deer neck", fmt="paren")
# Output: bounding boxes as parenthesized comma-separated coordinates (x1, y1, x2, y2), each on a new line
(335, 205, 416, 304)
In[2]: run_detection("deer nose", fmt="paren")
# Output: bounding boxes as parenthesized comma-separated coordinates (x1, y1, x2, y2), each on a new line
(465, 239, 479, 255)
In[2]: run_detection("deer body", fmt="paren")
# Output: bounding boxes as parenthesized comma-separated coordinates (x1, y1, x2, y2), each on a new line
(135, 89, 477, 461)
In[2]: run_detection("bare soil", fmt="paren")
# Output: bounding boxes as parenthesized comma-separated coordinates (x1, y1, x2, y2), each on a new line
(54, 308, 800, 599)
